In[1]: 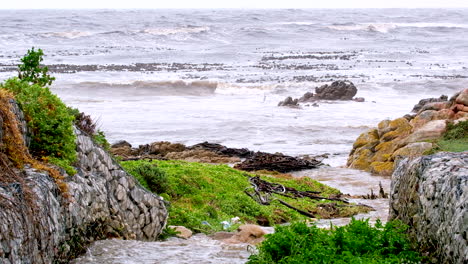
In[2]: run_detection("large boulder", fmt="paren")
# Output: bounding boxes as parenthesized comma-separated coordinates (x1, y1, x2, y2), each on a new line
(389, 152, 468, 264)
(314, 80, 357, 100)
(278, 96, 299, 107)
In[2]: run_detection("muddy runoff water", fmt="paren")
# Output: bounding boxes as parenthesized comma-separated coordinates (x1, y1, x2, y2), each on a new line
(73, 166, 390, 264)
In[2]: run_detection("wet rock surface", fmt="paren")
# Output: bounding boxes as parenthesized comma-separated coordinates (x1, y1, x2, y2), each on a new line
(314, 80, 357, 100)
(0, 102, 168, 264)
(278, 80, 361, 107)
(390, 152, 468, 264)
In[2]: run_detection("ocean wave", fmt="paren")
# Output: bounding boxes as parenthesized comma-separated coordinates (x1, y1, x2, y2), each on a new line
(328, 23, 397, 33)
(139, 26, 210, 36)
(394, 22, 468, 28)
(274, 22, 318, 26)
(328, 22, 468, 33)
(39, 31, 93, 39)
(70, 80, 217, 95)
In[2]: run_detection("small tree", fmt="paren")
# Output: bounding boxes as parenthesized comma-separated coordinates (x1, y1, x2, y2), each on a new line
(18, 47, 55, 86)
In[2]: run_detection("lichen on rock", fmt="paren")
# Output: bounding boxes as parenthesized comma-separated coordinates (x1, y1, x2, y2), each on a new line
(348, 88, 468, 176)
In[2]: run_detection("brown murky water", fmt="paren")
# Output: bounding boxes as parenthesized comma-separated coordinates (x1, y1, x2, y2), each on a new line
(73, 167, 390, 264)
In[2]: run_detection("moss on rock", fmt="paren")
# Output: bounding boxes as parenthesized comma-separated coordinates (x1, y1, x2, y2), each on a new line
(370, 161, 394, 176)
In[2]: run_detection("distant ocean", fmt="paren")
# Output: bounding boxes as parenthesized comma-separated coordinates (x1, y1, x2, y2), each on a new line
(1, 8, 467, 166)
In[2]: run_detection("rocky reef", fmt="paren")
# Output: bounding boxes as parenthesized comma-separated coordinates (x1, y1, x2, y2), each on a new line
(0, 101, 168, 263)
(347, 89, 468, 175)
(389, 152, 467, 264)
(111, 141, 324, 173)
(278, 80, 364, 107)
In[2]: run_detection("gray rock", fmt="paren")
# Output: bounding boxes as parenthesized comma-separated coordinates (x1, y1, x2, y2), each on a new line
(390, 152, 468, 264)
(111, 140, 132, 149)
(315, 80, 357, 100)
(0, 101, 168, 263)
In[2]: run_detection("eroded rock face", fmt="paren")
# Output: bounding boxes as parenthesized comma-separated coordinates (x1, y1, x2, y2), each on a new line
(389, 152, 468, 264)
(0, 102, 168, 263)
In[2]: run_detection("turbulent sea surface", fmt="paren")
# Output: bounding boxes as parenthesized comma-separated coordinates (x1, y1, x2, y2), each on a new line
(1, 8, 467, 263)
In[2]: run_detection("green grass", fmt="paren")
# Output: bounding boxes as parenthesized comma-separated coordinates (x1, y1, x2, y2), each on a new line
(121, 160, 369, 233)
(248, 219, 422, 264)
(425, 121, 468, 154)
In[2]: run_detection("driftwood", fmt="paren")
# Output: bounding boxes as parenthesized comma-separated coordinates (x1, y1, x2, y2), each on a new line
(244, 176, 349, 218)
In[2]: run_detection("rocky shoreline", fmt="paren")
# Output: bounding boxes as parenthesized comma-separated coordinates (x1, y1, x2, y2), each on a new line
(347, 88, 468, 175)
(1, 84, 466, 263)
(110, 140, 324, 173)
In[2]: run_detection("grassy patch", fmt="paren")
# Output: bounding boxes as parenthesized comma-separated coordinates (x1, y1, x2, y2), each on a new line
(121, 160, 369, 233)
(425, 120, 468, 154)
(248, 219, 422, 264)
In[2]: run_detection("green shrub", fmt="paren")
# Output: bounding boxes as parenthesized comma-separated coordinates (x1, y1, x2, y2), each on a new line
(248, 219, 422, 264)
(125, 163, 169, 194)
(93, 130, 111, 151)
(444, 120, 468, 140)
(18, 47, 55, 86)
(1, 78, 76, 175)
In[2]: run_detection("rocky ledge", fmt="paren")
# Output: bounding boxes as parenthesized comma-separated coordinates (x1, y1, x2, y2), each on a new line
(389, 152, 467, 264)
(0, 101, 168, 263)
(347, 88, 468, 175)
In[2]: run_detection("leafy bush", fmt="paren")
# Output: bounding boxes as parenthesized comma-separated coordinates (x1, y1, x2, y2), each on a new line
(444, 120, 468, 140)
(1, 78, 76, 175)
(248, 219, 422, 264)
(18, 47, 55, 86)
(125, 163, 169, 194)
(93, 130, 111, 150)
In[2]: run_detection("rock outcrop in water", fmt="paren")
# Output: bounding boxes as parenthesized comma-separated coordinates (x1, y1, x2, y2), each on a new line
(389, 152, 468, 264)
(347, 89, 468, 175)
(278, 80, 360, 107)
(0, 101, 168, 263)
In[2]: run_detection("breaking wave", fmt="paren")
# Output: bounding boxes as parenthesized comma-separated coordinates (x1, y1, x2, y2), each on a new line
(39, 30, 93, 39)
(70, 80, 217, 96)
(328, 22, 468, 33)
(139, 26, 210, 36)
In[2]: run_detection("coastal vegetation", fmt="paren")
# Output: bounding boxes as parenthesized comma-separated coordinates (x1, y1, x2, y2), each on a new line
(426, 120, 468, 154)
(248, 219, 422, 264)
(1, 48, 76, 175)
(121, 159, 369, 233)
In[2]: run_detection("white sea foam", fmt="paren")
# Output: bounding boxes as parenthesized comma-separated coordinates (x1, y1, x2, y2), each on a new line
(328, 22, 468, 33)
(40, 31, 93, 39)
(139, 26, 210, 36)
(328, 23, 397, 33)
